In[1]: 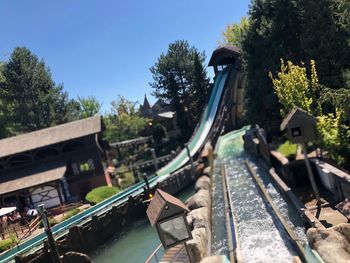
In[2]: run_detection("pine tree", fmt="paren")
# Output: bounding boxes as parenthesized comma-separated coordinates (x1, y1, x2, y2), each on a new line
(150, 40, 209, 140)
(0, 47, 79, 135)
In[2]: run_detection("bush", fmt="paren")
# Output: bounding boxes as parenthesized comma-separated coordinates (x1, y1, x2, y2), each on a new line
(117, 165, 135, 189)
(39, 217, 58, 228)
(0, 238, 15, 252)
(85, 186, 120, 204)
(62, 208, 80, 221)
(277, 141, 297, 158)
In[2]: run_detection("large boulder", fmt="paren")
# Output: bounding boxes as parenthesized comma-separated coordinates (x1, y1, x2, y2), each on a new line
(203, 167, 211, 177)
(307, 223, 350, 263)
(336, 198, 350, 220)
(185, 189, 210, 210)
(195, 176, 211, 192)
(186, 207, 210, 231)
(186, 227, 208, 262)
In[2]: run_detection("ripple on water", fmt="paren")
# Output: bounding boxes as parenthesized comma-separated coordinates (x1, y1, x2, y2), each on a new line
(225, 157, 295, 263)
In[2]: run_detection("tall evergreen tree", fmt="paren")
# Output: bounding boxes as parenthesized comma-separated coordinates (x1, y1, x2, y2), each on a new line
(150, 40, 209, 140)
(191, 52, 210, 119)
(243, 0, 303, 133)
(241, 0, 350, 134)
(0, 47, 78, 135)
(298, 0, 350, 88)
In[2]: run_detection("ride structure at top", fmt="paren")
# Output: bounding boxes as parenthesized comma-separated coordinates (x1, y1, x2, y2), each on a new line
(0, 45, 244, 263)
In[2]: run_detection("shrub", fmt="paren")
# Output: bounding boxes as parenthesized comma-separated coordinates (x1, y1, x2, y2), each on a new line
(117, 165, 135, 189)
(0, 238, 15, 252)
(62, 208, 80, 221)
(85, 186, 120, 204)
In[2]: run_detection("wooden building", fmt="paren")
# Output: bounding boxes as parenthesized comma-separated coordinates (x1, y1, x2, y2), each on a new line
(0, 116, 107, 209)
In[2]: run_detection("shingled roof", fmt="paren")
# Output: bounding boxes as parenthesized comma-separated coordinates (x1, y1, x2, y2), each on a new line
(0, 116, 102, 158)
(0, 161, 67, 195)
(147, 189, 189, 226)
(208, 45, 241, 67)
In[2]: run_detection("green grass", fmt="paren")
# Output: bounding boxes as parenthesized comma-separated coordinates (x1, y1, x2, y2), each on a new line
(277, 141, 297, 158)
(85, 186, 120, 204)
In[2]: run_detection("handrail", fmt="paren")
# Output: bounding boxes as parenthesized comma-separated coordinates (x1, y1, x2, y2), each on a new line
(145, 243, 163, 263)
(15, 216, 41, 247)
(1, 63, 236, 262)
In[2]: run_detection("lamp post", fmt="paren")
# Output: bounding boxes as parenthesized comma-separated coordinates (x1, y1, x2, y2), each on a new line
(38, 204, 60, 263)
(280, 107, 321, 204)
(147, 189, 193, 262)
(151, 148, 159, 171)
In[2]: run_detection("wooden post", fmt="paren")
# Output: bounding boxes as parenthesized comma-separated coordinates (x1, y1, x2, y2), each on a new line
(38, 204, 60, 263)
(56, 182, 64, 206)
(301, 144, 321, 204)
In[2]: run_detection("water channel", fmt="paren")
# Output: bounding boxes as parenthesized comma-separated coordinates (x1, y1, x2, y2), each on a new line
(91, 186, 194, 263)
(212, 129, 307, 262)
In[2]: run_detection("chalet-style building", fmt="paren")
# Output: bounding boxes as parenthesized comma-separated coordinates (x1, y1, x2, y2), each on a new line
(0, 116, 107, 209)
(140, 95, 180, 139)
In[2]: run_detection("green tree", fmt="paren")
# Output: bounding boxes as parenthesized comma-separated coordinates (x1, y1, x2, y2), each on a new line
(242, 0, 350, 133)
(77, 95, 102, 118)
(191, 52, 210, 118)
(152, 123, 167, 144)
(270, 59, 350, 167)
(243, 0, 303, 133)
(0, 47, 78, 135)
(220, 16, 249, 48)
(150, 40, 210, 139)
(298, 0, 350, 88)
(103, 96, 149, 143)
(0, 62, 7, 138)
(269, 59, 320, 116)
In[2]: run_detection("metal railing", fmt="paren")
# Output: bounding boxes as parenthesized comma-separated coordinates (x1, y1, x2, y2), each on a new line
(145, 243, 163, 263)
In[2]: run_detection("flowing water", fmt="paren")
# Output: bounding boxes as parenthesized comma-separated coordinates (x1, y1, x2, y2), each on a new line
(91, 186, 194, 263)
(212, 129, 307, 262)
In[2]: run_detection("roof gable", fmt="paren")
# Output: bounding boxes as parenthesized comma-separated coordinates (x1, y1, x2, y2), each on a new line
(0, 116, 102, 158)
(146, 189, 189, 226)
(280, 107, 316, 131)
(208, 45, 241, 67)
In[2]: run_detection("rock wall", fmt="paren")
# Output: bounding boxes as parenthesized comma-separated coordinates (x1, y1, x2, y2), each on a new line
(183, 143, 213, 263)
(307, 223, 350, 263)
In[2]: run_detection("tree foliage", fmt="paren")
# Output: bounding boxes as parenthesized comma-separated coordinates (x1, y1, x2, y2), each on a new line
(77, 95, 102, 118)
(103, 96, 149, 143)
(241, 0, 350, 133)
(0, 47, 79, 137)
(270, 60, 319, 116)
(220, 17, 249, 48)
(150, 40, 210, 140)
(270, 60, 350, 167)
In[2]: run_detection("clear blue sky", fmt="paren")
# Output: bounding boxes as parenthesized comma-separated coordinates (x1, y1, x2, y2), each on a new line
(0, 0, 250, 111)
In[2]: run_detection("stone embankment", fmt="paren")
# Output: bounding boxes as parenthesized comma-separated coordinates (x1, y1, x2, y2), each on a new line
(307, 223, 350, 263)
(181, 143, 215, 263)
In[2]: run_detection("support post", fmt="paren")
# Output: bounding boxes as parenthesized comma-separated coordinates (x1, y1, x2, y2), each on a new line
(300, 144, 321, 204)
(151, 148, 159, 171)
(184, 242, 193, 263)
(185, 144, 195, 174)
(38, 204, 60, 263)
